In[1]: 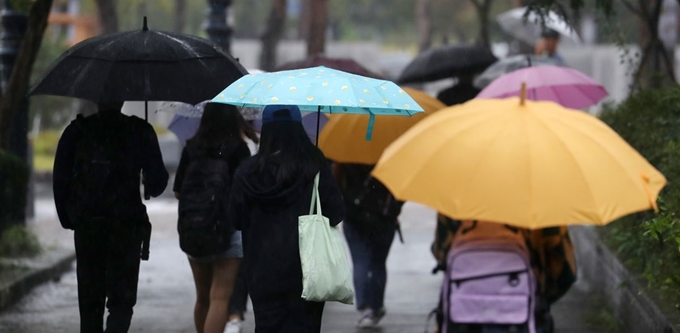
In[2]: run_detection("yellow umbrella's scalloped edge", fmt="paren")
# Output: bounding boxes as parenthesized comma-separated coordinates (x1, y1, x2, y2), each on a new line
(374, 167, 668, 230)
(372, 97, 669, 230)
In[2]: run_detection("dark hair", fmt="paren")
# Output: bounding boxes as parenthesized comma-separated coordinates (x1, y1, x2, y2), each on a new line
(250, 109, 325, 185)
(541, 29, 560, 39)
(187, 103, 259, 151)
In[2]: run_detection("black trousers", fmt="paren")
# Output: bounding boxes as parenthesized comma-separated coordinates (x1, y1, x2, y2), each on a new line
(253, 298, 325, 333)
(74, 221, 142, 333)
(228, 264, 249, 317)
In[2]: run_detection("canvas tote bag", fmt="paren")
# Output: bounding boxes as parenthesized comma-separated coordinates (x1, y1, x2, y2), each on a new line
(298, 172, 354, 304)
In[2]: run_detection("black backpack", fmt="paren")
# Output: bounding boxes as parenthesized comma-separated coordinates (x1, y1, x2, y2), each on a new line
(346, 175, 404, 236)
(68, 114, 142, 224)
(177, 147, 234, 257)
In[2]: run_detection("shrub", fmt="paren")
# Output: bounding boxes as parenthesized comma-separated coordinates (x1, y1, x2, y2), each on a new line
(599, 86, 680, 305)
(0, 151, 29, 230)
(0, 225, 41, 258)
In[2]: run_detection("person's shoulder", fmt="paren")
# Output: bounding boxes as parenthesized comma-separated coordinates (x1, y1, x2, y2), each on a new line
(124, 114, 155, 132)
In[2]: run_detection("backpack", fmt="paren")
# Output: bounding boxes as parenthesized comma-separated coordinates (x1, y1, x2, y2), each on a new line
(442, 220, 536, 333)
(345, 175, 404, 235)
(68, 114, 142, 224)
(177, 147, 234, 257)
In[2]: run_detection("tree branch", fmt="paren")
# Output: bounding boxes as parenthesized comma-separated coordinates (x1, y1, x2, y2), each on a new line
(621, 0, 644, 18)
(0, 0, 54, 149)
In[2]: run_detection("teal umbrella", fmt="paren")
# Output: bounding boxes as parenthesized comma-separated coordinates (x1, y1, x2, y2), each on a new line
(211, 66, 424, 142)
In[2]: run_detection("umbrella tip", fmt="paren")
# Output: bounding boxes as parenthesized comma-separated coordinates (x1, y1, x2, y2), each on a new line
(143, 16, 148, 31)
(520, 82, 527, 106)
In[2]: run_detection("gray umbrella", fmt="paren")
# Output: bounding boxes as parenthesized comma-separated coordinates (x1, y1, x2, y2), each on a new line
(473, 54, 566, 89)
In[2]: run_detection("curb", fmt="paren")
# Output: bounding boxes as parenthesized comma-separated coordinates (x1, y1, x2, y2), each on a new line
(0, 248, 75, 311)
(570, 225, 679, 333)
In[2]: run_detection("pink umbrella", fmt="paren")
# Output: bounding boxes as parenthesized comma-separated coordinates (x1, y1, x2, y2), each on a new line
(476, 65, 608, 109)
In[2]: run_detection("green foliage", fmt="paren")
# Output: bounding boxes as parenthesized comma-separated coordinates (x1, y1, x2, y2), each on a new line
(8, 0, 35, 12)
(599, 87, 680, 306)
(32, 130, 60, 172)
(0, 151, 29, 229)
(0, 225, 41, 258)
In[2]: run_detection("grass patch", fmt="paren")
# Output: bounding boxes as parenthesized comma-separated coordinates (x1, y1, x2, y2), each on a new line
(0, 225, 41, 258)
(33, 153, 54, 173)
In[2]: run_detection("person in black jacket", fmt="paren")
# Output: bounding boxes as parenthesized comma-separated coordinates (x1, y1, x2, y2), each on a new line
(53, 101, 168, 333)
(332, 163, 403, 328)
(227, 105, 345, 333)
(173, 103, 258, 333)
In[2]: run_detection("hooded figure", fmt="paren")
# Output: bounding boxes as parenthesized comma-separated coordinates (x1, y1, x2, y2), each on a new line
(226, 105, 345, 333)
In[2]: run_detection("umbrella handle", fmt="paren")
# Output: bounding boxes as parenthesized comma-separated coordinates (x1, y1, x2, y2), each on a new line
(316, 106, 320, 146)
(520, 82, 527, 106)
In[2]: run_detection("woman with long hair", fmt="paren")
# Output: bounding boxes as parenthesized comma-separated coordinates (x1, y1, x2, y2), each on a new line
(226, 105, 345, 333)
(173, 103, 258, 333)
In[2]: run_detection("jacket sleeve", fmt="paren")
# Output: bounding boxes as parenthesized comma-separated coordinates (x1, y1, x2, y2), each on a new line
(141, 123, 169, 197)
(173, 147, 189, 193)
(227, 168, 248, 231)
(53, 122, 79, 230)
(319, 161, 345, 227)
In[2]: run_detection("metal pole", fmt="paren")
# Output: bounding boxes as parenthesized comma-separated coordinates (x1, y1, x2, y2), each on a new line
(315, 106, 320, 147)
(203, 0, 233, 53)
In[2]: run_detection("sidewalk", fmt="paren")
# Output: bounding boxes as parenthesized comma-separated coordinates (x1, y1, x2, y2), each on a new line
(0, 200, 610, 332)
(0, 197, 75, 311)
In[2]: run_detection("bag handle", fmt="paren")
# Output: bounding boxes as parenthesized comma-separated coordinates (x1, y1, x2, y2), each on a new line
(308, 172, 322, 216)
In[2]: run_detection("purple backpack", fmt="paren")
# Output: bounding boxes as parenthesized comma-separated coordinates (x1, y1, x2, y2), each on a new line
(442, 221, 536, 333)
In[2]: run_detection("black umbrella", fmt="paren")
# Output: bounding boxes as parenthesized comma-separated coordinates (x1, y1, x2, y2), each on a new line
(397, 44, 497, 84)
(29, 17, 247, 118)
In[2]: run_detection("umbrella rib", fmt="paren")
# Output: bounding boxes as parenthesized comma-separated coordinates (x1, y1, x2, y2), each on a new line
(532, 112, 644, 224)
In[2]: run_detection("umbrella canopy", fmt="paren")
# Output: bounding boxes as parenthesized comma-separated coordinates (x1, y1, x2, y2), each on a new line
(168, 114, 200, 145)
(29, 18, 247, 105)
(276, 54, 382, 79)
(397, 45, 497, 84)
(211, 66, 425, 141)
(474, 55, 565, 89)
(319, 87, 445, 165)
(373, 97, 666, 229)
(477, 66, 608, 109)
(497, 7, 581, 46)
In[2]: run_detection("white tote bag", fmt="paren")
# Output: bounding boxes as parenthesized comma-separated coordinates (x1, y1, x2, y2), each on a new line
(298, 173, 354, 304)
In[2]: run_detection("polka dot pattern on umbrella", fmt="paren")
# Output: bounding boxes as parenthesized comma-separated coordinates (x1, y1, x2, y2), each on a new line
(210, 66, 424, 117)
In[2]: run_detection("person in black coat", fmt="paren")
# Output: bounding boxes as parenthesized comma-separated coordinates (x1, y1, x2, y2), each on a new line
(227, 105, 345, 333)
(53, 101, 168, 333)
(436, 74, 481, 106)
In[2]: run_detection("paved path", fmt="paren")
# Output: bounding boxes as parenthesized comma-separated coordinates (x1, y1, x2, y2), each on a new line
(0, 199, 606, 333)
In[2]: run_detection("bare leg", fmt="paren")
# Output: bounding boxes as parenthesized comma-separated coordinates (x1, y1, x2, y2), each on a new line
(189, 259, 213, 333)
(204, 258, 241, 333)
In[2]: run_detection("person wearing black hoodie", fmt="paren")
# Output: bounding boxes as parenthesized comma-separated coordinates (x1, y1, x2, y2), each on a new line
(227, 105, 345, 333)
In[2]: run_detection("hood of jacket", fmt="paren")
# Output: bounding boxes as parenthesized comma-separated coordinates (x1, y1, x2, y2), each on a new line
(238, 159, 316, 209)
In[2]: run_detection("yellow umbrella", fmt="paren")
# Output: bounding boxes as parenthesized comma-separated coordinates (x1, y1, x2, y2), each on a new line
(319, 87, 446, 165)
(372, 95, 666, 229)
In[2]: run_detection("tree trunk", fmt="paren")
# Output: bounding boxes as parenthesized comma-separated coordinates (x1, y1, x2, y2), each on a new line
(631, 0, 676, 89)
(174, 0, 187, 33)
(259, 0, 287, 71)
(298, 0, 310, 40)
(0, 0, 54, 149)
(307, 0, 328, 56)
(416, 0, 432, 52)
(473, 0, 492, 47)
(94, 0, 118, 34)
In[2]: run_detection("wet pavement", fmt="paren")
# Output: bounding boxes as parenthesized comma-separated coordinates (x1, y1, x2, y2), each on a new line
(0, 198, 604, 333)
